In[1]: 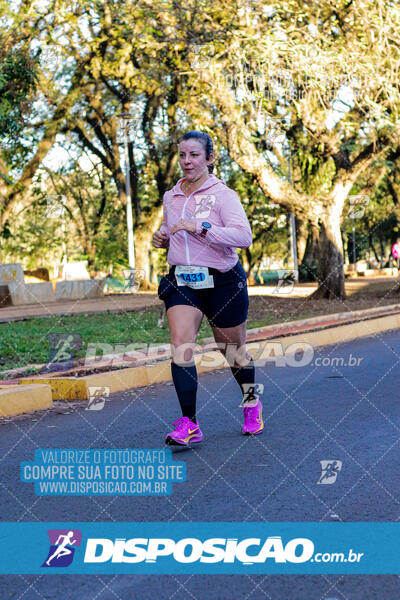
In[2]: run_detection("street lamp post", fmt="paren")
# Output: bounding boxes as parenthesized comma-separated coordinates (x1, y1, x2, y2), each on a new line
(286, 143, 298, 281)
(61, 206, 67, 276)
(351, 218, 356, 265)
(118, 112, 135, 270)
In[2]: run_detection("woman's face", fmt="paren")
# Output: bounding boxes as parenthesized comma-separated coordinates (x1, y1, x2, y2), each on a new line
(178, 139, 213, 182)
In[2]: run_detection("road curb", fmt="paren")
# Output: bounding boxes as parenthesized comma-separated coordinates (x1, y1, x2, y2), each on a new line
(20, 362, 171, 401)
(10, 311, 400, 410)
(2, 302, 400, 383)
(0, 384, 52, 417)
(216, 302, 400, 342)
(247, 312, 400, 360)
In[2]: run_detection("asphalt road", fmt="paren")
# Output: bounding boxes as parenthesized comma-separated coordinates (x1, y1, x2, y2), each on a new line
(1, 330, 400, 599)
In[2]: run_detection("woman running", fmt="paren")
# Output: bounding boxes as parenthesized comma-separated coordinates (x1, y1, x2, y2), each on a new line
(152, 131, 263, 445)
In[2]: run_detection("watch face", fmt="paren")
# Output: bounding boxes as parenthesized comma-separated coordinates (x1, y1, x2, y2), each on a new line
(202, 222, 211, 229)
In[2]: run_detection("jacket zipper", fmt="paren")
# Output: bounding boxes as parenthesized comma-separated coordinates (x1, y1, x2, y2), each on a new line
(178, 177, 213, 266)
(181, 194, 192, 265)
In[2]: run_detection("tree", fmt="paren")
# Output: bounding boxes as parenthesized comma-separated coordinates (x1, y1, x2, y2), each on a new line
(36, 159, 124, 274)
(347, 155, 400, 267)
(5, 0, 400, 298)
(180, 0, 400, 298)
(225, 166, 288, 281)
(0, 0, 87, 242)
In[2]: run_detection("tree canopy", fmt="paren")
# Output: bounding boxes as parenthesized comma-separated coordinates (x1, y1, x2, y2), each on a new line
(1, 0, 399, 296)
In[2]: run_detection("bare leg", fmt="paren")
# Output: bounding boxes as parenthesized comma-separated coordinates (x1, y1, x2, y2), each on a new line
(210, 320, 251, 368)
(166, 305, 204, 364)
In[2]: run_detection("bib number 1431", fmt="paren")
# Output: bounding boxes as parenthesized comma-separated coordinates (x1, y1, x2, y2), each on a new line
(175, 266, 214, 289)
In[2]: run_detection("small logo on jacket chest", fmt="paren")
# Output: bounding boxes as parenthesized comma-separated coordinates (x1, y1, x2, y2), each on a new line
(192, 194, 216, 219)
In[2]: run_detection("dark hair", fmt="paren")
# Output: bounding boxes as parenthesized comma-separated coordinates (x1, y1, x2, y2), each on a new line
(179, 131, 214, 173)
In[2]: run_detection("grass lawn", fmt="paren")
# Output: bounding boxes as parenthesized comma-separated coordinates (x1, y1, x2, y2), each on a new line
(1, 278, 399, 376)
(0, 308, 276, 376)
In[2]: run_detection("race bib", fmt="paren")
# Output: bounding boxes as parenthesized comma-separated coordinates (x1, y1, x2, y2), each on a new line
(175, 265, 214, 289)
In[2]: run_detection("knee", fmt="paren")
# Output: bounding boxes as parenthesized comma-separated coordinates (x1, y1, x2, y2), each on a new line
(171, 339, 197, 365)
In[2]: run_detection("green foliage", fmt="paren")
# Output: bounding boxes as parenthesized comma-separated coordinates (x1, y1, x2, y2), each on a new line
(343, 168, 400, 265)
(1, 0, 400, 287)
(0, 309, 213, 373)
(0, 202, 62, 268)
(298, 150, 336, 195)
(0, 47, 37, 138)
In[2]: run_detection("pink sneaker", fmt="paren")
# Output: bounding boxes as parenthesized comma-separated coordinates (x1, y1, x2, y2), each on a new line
(165, 416, 203, 446)
(242, 399, 264, 435)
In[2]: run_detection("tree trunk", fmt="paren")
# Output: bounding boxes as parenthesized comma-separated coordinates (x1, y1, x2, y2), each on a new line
(378, 235, 385, 267)
(300, 223, 319, 273)
(311, 211, 345, 300)
(134, 228, 154, 290)
(296, 218, 309, 264)
(134, 205, 163, 290)
(367, 233, 380, 264)
(242, 248, 256, 283)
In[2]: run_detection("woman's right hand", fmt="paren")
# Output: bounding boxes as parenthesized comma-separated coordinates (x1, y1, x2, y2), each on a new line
(152, 230, 169, 249)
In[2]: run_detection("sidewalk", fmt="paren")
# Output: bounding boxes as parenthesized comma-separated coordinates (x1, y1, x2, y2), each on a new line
(0, 276, 398, 323)
(0, 292, 161, 323)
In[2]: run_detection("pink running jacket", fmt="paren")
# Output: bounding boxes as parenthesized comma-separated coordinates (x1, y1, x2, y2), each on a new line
(159, 174, 253, 272)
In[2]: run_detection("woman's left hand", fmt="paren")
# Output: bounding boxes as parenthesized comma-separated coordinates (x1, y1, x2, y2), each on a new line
(170, 219, 196, 235)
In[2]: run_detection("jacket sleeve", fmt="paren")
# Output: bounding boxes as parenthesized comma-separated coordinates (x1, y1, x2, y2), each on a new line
(159, 193, 170, 239)
(195, 190, 253, 248)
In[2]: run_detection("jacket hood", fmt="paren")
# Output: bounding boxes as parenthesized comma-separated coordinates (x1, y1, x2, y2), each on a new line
(168, 174, 225, 196)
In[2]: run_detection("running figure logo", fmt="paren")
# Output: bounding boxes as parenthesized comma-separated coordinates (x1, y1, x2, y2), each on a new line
(50, 335, 76, 362)
(42, 333, 82, 373)
(86, 386, 110, 411)
(42, 529, 82, 567)
(317, 460, 343, 485)
(240, 383, 264, 407)
(192, 194, 216, 219)
(272, 270, 298, 294)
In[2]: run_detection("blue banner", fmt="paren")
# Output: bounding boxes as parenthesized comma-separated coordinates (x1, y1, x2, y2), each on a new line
(20, 449, 186, 496)
(0, 522, 399, 574)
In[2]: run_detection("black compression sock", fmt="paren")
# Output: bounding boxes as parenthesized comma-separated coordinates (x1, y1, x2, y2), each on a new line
(230, 357, 256, 401)
(171, 362, 198, 422)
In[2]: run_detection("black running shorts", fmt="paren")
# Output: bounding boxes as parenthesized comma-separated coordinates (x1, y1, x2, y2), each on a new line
(157, 261, 249, 328)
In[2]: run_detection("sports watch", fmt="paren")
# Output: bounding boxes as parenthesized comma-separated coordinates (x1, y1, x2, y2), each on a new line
(200, 222, 211, 238)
